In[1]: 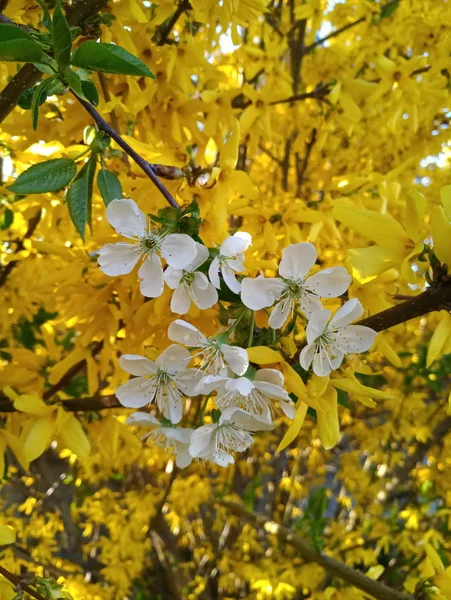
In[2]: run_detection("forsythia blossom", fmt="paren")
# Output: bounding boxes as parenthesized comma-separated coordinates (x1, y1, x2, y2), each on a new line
(209, 232, 252, 293)
(116, 345, 200, 424)
(168, 319, 249, 375)
(300, 298, 377, 376)
(164, 242, 218, 314)
(241, 242, 351, 328)
(98, 199, 197, 298)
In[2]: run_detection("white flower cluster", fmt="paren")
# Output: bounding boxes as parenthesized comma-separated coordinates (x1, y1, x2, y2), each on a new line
(98, 199, 377, 467)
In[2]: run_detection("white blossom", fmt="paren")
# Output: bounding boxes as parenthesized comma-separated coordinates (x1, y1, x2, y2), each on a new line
(164, 243, 218, 314)
(168, 319, 248, 376)
(98, 199, 197, 298)
(241, 242, 351, 328)
(209, 232, 252, 294)
(189, 408, 272, 466)
(116, 345, 201, 424)
(126, 412, 193, 468)
(196, 369, 295, 424)
(299, 298, 377, 377)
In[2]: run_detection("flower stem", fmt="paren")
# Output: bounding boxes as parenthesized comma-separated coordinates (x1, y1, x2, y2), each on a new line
(247, 311, 255, 348)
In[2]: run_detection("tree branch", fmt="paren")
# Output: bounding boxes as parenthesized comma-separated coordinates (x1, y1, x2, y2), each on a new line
(0, 209, 41, 288)
(73, 94, 180, 208)
(221, 501, 413, 600)
(0, 0, 109, 124)
(155, 0, 191, 46)
(0, 565, 46, 600)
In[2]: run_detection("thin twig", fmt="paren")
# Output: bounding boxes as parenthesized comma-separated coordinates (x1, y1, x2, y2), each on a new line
(0, 565, 46, 600)
(0, 209, 41, 288)
(156, 0, 191, 46)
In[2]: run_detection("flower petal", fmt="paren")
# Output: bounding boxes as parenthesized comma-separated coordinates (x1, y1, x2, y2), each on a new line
(279, 399, 296, 419)
(189, 424, 215, 457)
(106, 199, 147, 239)
(221, 233, 251, 256)
(164, 267, 183, 289)
(255, 368, 284, 387)
(312, 348, 343, 377)
(226, 377, 255, 396)
(330, 298, 364, 329)
(221, 344, 249, 376)
(269, 297, 292, 329)
(208, 256, 221, 289)
(306, 309, 330, 344)
(116, 377, 155, 408)
(186, 242, 209, 271)
(299, 293, 323, 318)
(157, 344, 192, 372)
(332, 325, 377, 354)
(299, 344, 315, 372)
(175, 446, 193, 468)
(138, 253, 164, 298)
(222, 264, 241, 293)
(171, 285, 191, 314)
(241, 276, 285, 310)
(190, 278, 218, 310)
(174, 368, 203, 395)
(98, 243, 142, 276)
(126, 411, 160, 427)
(168, 320, 208, 347)
(161, 234, 197, 268)
(305, 266, 351, 298)
(119, 354, 157, 376)
(253, 380, 290, 400)
(279, 242, 317, 280)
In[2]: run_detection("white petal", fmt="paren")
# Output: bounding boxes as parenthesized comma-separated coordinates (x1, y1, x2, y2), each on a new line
(192, 271, 209, 292)
(330, 298, 364, 329)
(269, 297, 293, 329)
(226, 377, 255, 396)
(312, 348, 343, 377)
(278, 242, 317, 280)
(161, 387, 183, 424)
(222, 407, 274, 431)
(161, 234, 197, 268)
(98, 242, 142, 276)
(116, 377, 155, 408)
(221, 233, 251, 256)
(212, 449, 235, 466)
(227, 255, 245, 273)
(164, 267, 183, 289)
(208, 256, 221, 289)
(195, 374, 228, 394)
(186, 242, 209, 271)
(222, 264, 241, 293)
(138, 253, 164, 298)
(221, 345, 249, 376)
(190, 278, 218, 310)
(332, 325, 377, 354)
(126, 411, 159, 427)
(305, 266, 352, 298)
(168, 320, 208, 347)
(253, 380, 290, 401)
(174, 368, 203, 396)
(175, 446, 193, 468)
(240, 276, 285, 310)
(106, 199, 147, 239)
(157, 344, 192, 372)
(119, 354, 157, 376)
(171, 285, 191, 314)
(254, 368, 284, 387)
(189, 424, 215, 457)
(279, 400, 296, 419)
(299, 344, 316, 372)
(300, 293, 323, 318)
(306, 309, 330, 344)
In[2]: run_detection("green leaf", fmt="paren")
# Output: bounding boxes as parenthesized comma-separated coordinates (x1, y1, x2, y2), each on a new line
(81, 80, 99, 106)
(0, 209, 14, 230)
(18, 86, 42, 110)
(52, 3, 72, 70)
(35, 0, 52, 30)
(70, 41, 154, 77)
(0, 39, 45, 63)
(8, 158, 77, 194)
(97, 169, 122, 206)
(66, 155, 97, 240)
(0, 23, 35, 43)
(63, 67, 86, 98)
(31, 77, 55, 130)
(336, 389, 350, 409)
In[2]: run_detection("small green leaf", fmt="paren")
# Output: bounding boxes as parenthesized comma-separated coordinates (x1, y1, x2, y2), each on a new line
(63, 67, 86, 98)
(66, 155, 97, 240)
(52, 3, 72, 70)
(0, 39, 45, 63)
(0, 23, 35, 43)
(81, 80, 99, 106)
(31, 77, 55, 130)
(18, 86, 43, 110)
(0, 209, 14, 230)
(8, 158, 77, 194)
(70, 41, 154, 77)
(97, 169, 122, 206)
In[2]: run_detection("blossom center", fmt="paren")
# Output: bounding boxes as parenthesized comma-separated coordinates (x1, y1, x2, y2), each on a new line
(183, 271, 195, 285)
(140, 233, 161, 254)
(282, 277, 305, 299)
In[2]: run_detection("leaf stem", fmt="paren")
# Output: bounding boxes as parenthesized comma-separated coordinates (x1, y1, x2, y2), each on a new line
(247, 311, 255, 348)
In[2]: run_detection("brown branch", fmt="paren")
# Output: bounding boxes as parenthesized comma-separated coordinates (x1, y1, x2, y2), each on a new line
(0, 209, 41, 288)
(269, 82, 333, 106)
(295, 127, 317, 193)
(221, 501, 413, 600)
(155, 0, 191, 46)
(0, 565, 46, 600)
(0, 0, 110, 124)
(304, 0, 401, 54)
